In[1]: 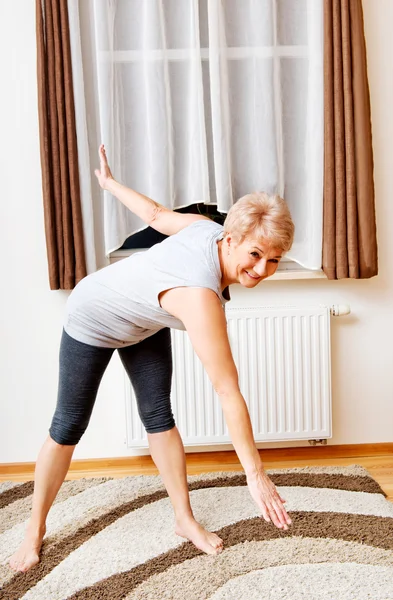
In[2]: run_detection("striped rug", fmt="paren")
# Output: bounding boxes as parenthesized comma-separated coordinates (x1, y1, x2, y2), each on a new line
(1, 465, 393, 599)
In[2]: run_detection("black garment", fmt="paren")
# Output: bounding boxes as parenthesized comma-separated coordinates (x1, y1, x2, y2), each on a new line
(49, 328, 174, 445)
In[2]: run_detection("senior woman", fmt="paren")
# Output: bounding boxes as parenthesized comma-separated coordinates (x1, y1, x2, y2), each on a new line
(10, 144, 294, 573)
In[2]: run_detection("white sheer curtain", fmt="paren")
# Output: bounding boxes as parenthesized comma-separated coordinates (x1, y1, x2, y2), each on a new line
(67, 0, 97, 273)
(68, 0, 108, 271)
(71, 0, 323, 269)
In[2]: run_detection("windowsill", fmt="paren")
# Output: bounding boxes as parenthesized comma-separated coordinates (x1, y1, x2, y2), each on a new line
(268, 269, 326, 280)
(109, 249, 327, 281)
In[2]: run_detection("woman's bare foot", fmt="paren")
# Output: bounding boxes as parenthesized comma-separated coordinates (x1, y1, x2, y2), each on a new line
(175, 516, 223, 556)
(9, 523, 46, 573)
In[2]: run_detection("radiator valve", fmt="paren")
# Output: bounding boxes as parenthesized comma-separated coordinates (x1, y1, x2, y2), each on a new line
(308, 439, 328, 446)
(330, 304, 351, 317)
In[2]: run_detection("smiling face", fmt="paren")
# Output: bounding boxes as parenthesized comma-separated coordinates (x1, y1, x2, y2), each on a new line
(224, 235, 283, 287)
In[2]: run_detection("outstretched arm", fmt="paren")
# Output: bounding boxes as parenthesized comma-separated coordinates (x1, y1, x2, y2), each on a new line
(94, 144, 208, 236)
(159, 287, 292, 531)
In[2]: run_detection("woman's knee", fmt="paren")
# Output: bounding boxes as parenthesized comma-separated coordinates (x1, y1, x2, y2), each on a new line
(140, 407, 176, 434)
(49, 418, 87, 446)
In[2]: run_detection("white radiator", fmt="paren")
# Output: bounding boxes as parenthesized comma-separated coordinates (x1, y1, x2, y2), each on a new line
(124, 305, 332, 447)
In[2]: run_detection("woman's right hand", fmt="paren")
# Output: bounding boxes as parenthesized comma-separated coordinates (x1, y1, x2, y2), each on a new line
(94, 144, 114, 190)
(246, 469, 292, 530)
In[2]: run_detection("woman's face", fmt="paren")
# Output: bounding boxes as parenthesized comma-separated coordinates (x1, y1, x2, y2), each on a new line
(226, 235, 283, 287)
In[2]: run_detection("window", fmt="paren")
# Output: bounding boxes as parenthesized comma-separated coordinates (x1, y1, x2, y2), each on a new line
(73, 0, 324, 273)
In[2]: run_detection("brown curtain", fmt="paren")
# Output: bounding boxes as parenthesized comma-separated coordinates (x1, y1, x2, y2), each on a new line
(36, 0, 86, 290)
(323, 0, 378, 279)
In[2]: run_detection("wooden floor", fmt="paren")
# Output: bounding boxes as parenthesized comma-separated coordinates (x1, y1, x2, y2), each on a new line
(1, 443, 393, 502)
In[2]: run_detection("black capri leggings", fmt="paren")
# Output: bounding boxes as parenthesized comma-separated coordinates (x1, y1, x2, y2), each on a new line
(49, 328, 175, 445)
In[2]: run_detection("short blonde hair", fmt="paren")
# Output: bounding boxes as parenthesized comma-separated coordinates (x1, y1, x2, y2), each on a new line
(223, 192, 294, 252)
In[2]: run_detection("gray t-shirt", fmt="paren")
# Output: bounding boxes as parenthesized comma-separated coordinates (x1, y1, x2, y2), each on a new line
(64, 220, 230, 348)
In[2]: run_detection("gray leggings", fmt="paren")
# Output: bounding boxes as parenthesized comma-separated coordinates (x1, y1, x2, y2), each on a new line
(49, 328, 175, 445)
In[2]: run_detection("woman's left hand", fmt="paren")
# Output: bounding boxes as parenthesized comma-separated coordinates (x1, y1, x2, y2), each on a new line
(246, 470, 292, 530)
(94, 144, 114, 190)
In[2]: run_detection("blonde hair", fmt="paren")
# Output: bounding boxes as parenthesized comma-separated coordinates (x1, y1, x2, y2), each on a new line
(223, 192, 294, 252)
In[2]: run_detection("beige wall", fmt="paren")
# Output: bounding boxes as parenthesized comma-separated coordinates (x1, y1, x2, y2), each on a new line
(1, 0, 392, 462)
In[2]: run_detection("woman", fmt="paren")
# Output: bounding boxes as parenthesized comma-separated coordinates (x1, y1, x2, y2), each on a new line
(10, 145, 294, 572)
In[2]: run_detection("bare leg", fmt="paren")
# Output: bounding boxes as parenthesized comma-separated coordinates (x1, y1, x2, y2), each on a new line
(9, 436, 75, 573)
(148, 427, 223, 555)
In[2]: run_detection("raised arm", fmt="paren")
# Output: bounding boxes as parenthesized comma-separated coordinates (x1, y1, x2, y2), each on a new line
(94, 144, 208, 236)
(159, 286, 292, 531)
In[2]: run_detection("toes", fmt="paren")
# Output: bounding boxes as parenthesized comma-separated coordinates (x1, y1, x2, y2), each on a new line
(9, 557, 33, 572)
(210, 536, 224, 551)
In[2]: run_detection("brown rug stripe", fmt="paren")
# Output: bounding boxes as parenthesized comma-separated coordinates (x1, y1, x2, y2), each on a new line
(66, 511, 393, 600)
(0, 482, 34, 510)
(189, 473, 386, 496)
(0, 472, 385, 600)
(273, 472, 386, 495)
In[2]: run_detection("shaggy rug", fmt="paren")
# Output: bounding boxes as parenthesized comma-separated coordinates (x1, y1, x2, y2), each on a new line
(1, 465, 393, 599)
